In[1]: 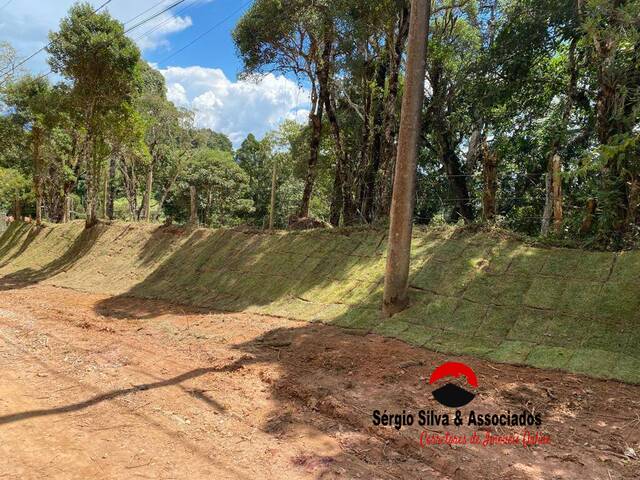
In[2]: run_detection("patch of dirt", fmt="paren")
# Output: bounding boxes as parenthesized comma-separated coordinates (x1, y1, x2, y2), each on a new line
(0, 285, 638, 479)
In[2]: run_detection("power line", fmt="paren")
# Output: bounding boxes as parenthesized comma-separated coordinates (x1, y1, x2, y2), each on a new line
(124, 0, 189, 34)
(158, 0, 251, 64)
(0, 0, 192, 84)
(2, 0, 251, 86)
(0, 0, 14, 13)
(122, 0, 169, 26)
(0, 0, 114, 79)
(132, 0, 204, 41)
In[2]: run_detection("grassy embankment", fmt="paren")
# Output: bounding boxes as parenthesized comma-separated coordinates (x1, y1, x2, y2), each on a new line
(0, 220, 638, 383)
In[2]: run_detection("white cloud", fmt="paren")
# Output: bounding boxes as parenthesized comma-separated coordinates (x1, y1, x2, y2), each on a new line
(0, 0, 199, 73)
(160, 65, 310, 146)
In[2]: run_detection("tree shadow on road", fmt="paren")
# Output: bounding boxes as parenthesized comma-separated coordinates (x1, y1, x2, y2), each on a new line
(0, 365, 240, 426)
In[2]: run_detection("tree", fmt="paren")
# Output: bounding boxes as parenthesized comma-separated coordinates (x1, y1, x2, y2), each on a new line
(235, 134, 272, 226)
(4, 76, 59, 225)
(178, 149, 254, 227)
(581, 0, 640, 238)
(0, 167, 32, 218)
(234, 0, 329, 219)
(192, 128, 233, 152)
(0, 41, 19, 89)
(47, 2, 141, 227)
(134, 61, 182, 222)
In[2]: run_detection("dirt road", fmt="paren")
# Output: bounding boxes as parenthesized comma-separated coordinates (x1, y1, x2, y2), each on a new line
(0, 285, 638, 479)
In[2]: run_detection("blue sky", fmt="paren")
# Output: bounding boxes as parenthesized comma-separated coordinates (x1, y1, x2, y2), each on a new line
(139, 0, 250, 80)
(0, 0, 309, 145)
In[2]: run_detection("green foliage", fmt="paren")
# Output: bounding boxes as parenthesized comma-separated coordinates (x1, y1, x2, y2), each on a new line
(173, 148, 254, 226)
(0, 0, 638, 245)
(0, 167, 32, 212)
(47, 3, 140, 114)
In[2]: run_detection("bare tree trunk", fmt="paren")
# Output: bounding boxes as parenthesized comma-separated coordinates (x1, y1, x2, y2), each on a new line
(118, 161, 138, 221)
(102, 163, 108, 219)
(541, 39, 576, 235)
(33, 127, 43, 225)
(298, 85, 324, 218)
(627, 177, 639, 226)
(551, 154, 563, 233)
(363, 59, 388, 222)
(85, 136, 99, 228)
(379, 5, 411, 217)
(85, 186, 97, 228)
(383, 0, 430, 317)
(106, 155, 117, 220)
(482, 142, 498, 221)
(541, 175, 553, 233)
(329, 166, 343, 226)
(142, 163, 153, 222)
(189, 185, 198, 227)
(580, 198, 597, 234)
(356, 74, 374, 222)
(14, 196, 22, 220)
(442, 148, 474, 223)
(269, 161, 277, 230)
(62, 193, 72, 223)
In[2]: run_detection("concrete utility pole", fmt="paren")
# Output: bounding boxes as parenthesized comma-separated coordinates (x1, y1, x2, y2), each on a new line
(382, 0, 431, 317)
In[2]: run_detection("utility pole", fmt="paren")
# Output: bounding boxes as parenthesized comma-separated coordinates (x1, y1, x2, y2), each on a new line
(382, 0, 431, 317)
(269, 159, 277, 230)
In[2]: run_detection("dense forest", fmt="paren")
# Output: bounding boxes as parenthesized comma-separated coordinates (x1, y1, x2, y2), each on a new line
(1, 0, 639, 248)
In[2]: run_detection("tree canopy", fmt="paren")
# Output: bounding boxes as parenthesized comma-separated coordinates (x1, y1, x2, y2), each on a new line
(0, 0, 638, 247)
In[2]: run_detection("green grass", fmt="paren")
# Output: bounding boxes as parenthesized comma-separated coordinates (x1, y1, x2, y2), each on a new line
(0, 221, 638, 384)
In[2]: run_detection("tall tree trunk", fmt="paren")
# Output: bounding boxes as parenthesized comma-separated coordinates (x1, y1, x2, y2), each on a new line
(102, 163, 108, 219)
(298, 84, 324, 218)
(32, 127, 43, 225)
(383, 0, 431, 317)
(322, 90, 356, 225)
(329, 166, 343, 226)
(627, 177, 639, 226)
(318, 26, 355, 226)
(363, 59, 388, 222)
(482, 141, 498, 221)
(541, 169, 553, 235)
(551, 154, 563, 233)
(142, 163, 153, 222)
(189, 185, 198, 226)
(379, 5, 411, 218)
(14, 196, 22, 220)
(357, 71, 375, 222)
(442, 147, 474, 222)
(119, 161, 138, 220)
(106, 154, 117, 220)
(85, 138, 98, 228)
(62, 193, 71, 223)
(541, 39, 577, 235)
(269, 160, 277, 230)
(316, 23, 358, 226)
(86, 185, 97, 228)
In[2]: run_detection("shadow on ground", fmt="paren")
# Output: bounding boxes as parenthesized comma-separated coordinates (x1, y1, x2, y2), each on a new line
(0, 221, 639, 383)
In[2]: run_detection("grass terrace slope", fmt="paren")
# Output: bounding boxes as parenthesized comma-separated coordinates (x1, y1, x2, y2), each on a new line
(0, 221, 638, 383)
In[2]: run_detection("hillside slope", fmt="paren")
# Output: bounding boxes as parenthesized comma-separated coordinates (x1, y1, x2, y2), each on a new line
(0, 221, 638, 383)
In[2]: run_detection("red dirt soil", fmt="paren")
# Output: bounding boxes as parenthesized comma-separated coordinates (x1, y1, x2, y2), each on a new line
(0, 285, 638, 479)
